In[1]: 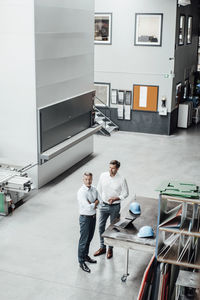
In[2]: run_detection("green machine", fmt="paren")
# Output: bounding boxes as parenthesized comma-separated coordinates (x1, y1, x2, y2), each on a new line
(156, 181, 199, 199)
(0, 192, 8, 215)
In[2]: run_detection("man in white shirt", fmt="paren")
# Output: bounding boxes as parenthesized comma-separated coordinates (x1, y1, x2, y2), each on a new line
(78, 172, 99, 273)
(94, 160, 129, 259)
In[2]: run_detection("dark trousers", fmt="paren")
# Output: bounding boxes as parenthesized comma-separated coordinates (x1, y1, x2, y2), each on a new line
(78, 214, 96, 263)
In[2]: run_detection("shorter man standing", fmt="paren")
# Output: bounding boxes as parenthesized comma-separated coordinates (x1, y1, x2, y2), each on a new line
(78, 172, 99, 273)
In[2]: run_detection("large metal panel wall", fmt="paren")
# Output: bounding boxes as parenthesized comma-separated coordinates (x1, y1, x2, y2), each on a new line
(34, 0, 94, 108)
(34, 0, 95, 187)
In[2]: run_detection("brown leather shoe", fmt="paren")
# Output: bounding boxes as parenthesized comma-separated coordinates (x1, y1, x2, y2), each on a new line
(107, 248, 113, 259)
(93, 248, 106, 256)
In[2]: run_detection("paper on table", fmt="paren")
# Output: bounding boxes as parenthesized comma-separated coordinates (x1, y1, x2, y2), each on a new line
(139, 86, 147, 107)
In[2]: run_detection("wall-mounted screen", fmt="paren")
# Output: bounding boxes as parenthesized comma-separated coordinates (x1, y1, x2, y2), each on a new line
(39, 92, 93, 153)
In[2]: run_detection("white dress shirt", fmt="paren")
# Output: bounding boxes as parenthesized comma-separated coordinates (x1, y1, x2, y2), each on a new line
(97, 171, 129, 204)
(77, 184, 99, 216)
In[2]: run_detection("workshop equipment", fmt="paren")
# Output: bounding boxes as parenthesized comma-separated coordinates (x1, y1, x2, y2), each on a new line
(102, 196, 157, 282)
(175, 270, 200, 300)
(0, 163, 33, 215)
(138, 226, 154, 238)
(130, 202, 141, 215)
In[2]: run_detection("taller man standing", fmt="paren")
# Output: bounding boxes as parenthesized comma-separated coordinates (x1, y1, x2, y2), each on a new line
(94, 160, 129, 259)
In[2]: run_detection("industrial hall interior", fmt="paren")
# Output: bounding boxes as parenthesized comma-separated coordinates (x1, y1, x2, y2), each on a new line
(0, 0, 200, 299)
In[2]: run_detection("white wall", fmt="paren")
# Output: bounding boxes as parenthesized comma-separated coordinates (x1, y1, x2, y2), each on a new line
(94, 0, 177, 112)
(0, 0, 38, 166)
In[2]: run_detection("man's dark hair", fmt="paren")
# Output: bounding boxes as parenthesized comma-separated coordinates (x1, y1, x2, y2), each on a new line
(84, 172, 93, 177)
(109, 160, 120, 169)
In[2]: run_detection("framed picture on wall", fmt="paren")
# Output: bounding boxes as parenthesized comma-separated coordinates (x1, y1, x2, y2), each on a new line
(124, 105, 131, 120)
(94, 13, 112, 44)
(178, 15, 185, 45)
(94, 82, 110, 106)
(125, 91, 132, 105)
(111, 89, 118, 104)
(118, 90, 125, 104)
(186, 16, 192, 44)
(117, 105, 124, 120)
(134, 13, 163, 46)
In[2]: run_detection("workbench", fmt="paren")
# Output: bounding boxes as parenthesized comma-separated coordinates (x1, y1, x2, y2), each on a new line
(102, 196, 158, 281)
(0, 163, 33, 215)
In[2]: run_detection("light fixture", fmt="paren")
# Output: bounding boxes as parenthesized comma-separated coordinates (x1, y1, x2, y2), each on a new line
(178, 0, 191, 6)
(159, 96, 167, 116)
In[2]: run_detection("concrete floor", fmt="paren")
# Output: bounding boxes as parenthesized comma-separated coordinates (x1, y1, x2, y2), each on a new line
(0, 125, 199, 300)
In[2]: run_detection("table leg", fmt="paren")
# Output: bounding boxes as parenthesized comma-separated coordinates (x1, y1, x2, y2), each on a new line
(121, 249, 130, 282)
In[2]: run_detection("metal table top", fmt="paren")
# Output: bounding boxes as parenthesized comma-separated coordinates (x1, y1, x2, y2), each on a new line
(102, 196, 158, 252)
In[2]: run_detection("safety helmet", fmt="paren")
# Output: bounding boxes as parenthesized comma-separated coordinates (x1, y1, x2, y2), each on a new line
(137, 226, 154, 238)
(129, 202, 141, 215)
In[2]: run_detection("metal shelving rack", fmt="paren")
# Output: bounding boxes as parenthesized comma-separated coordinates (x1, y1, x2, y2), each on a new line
(156, 182, 200, 270)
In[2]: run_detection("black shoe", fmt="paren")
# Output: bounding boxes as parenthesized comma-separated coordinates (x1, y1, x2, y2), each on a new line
(79, 262, 91, 273)
(85, 255, 97, 264)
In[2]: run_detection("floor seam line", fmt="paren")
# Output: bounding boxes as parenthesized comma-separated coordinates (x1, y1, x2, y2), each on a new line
(0, 268, 121, 297)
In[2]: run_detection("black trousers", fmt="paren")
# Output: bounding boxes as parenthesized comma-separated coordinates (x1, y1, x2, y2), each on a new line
(78, 214, 96, 263)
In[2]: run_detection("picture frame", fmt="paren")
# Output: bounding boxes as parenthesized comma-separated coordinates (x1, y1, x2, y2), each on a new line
(125, 91, 132, 105)
(111, 89, 132, 120)
(94, 82, 110, 106)
(124, 105, 131, 120)
(178, 15, 185, 46)
(186, 16, 192, 44)
(118, 90, 125, 104)
(117, 105, 124, 120)
(134, 13, 163, 46)
(111, 89, 118, 104)
(94, 13, 112, 45)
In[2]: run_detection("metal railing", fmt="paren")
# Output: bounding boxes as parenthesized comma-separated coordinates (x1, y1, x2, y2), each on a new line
(94, 96, 119, 132)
